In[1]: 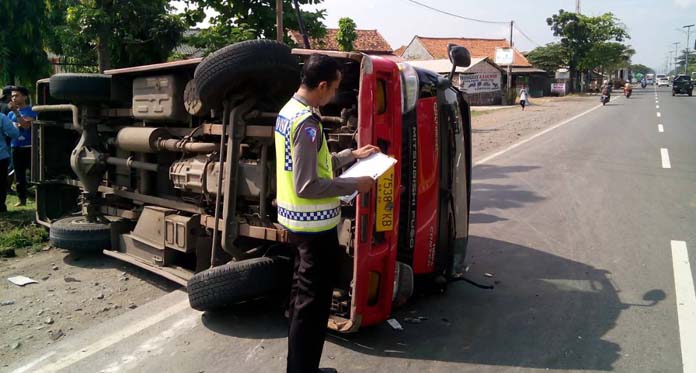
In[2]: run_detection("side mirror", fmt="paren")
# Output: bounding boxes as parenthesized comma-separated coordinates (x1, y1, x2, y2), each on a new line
(447, 44, 471, 82)
(448, 44, 471, 68)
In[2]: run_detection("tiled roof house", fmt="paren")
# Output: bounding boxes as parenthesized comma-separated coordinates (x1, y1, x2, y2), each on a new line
(399, 36, 532, 67)
(289, 29, 393, 54)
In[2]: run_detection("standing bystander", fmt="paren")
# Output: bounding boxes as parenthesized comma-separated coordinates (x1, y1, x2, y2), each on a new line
(0, 90, 23, 213)
(7, 86, 37, 207)
(519, 86, 529, 111)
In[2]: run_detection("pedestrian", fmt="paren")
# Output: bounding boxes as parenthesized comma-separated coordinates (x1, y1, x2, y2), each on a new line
(0, 86, 14, 115)
(275, 54, 378, 373)
(0, 90, 23, 213)
(519, 86, 529, 111)
(7, 86, 37, 207)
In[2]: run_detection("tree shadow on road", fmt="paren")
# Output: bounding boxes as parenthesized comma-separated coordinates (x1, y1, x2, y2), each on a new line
(326, 235, 664, 371)
(469, 164, 545, 224)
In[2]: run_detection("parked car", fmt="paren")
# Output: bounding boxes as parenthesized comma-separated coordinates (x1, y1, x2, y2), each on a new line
(672, 75, 693, 96)
(31, 41, 473, 333)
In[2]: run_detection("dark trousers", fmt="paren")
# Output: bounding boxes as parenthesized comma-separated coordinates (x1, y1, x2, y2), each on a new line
(287, 228, 340, 373)
(12, 147, 30, 202)
(0, 157, 8, 212)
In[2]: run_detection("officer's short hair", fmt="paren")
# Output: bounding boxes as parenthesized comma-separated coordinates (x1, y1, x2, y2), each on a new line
(302, 54, 340, 89)
(11, 86, 29, 97)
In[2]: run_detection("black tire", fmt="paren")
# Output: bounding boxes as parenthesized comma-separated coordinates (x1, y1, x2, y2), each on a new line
(193, 40, 300, 109)
(49, 216, 111, 253)
(49, 73, 111, 102)
(187, 256, 292, 311)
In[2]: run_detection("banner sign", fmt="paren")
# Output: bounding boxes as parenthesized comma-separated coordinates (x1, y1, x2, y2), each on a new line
(495, 48, 514, 65)
(551, 82, 566, 95)
(459, 73, 502, 93)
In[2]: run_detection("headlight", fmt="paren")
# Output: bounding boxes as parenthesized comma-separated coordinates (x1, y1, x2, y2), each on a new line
(398, 63, 419, 114)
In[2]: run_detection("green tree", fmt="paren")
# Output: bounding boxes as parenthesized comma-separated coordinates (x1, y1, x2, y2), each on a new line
(629, 64, 654, 76)
(51, 0, 191, 72)
(336, 17, 357, 52)
(180, 0, 326, 56)
(0, 0, 50, 87)
(526, 42, 567, 74)
(546, 10, 629, 91)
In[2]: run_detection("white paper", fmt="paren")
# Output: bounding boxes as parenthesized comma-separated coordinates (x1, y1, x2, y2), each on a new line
(339, 152, 397, 203)
(8, 276, 38, 286)
(387, 318, 403, 330)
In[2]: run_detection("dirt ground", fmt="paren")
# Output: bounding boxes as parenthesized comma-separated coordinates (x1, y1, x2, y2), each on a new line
(471, 95, 600, 161)
(0, 248, 179, 365)
(0, 93, 600, 366)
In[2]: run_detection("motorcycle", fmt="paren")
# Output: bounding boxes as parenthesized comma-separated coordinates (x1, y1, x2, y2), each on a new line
(641, 82, 647, 89)
(601, 94, 610, 105)
(624, 88, 632, 98)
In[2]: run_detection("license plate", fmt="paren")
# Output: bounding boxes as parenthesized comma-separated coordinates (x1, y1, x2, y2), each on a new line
(376, 166, 395, 232)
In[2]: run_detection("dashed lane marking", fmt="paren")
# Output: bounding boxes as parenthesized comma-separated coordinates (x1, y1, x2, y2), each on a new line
(671, 240, 696, 373)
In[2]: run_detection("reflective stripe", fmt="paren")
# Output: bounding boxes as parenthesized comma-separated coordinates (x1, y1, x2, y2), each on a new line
(278, 206, 340, 222)
(278, 215, 341, 231)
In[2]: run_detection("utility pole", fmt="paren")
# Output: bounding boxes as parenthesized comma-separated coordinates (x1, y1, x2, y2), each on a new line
(683, 24, 694, 74)
(575, 0, 581, 14)
(276, 0, 284, 42)
(672, 41, 679, 75)
(507, 20, 513, 91)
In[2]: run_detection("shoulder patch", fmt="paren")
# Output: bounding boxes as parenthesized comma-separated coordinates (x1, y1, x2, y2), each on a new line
(304, 127, 318, 143)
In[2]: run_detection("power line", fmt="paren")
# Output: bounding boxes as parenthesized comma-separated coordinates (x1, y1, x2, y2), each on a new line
(513, 24, 542, 48)
(404, 0, 509, 25)
(404, 0, 544, 49)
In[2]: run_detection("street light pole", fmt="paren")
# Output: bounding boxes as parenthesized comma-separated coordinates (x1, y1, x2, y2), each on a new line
(683, 24, 694, 75)
(276, 0, 284, 42)
(673, 42, 680, 75)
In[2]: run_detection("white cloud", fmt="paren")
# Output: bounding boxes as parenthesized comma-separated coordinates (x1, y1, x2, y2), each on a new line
(674, 0, 696, 8)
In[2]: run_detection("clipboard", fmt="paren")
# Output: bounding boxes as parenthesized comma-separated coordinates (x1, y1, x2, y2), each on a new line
(339, 152, 397, 202)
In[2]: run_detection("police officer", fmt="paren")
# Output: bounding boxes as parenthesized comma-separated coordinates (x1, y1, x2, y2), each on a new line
(275, 54, 377, 373)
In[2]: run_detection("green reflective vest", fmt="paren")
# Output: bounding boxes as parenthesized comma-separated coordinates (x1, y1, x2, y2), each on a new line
(274, 98, 340, 233)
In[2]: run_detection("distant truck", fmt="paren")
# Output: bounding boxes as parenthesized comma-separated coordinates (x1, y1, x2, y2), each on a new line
(672, 75, 693, 96)
(645, 73, 655, 85)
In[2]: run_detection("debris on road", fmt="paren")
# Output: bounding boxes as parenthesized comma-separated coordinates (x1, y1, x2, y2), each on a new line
(387, 318, 403, 330)
(1, 300, 15, 306)
(51, 264, 59, 271)
(7, 276, 38, 286)
(10, 342, 21, 350)
(63, 276, 80, 283)
(484, 272, 494, 278)
(44, 317, 54, 325)
(48, 329, 64, 341)
(403, 316, 428, 324)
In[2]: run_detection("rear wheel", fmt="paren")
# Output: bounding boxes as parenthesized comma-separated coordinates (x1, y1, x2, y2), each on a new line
(187, 256, 292, 311)
(49, 216, 111, 253)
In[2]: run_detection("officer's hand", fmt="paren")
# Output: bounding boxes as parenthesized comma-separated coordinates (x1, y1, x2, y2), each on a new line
(355, 176, 375, 193)
(352, 145, 380, 159)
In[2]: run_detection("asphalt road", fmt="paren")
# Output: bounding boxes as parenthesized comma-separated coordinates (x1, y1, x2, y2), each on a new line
(7, 86, 696, 373)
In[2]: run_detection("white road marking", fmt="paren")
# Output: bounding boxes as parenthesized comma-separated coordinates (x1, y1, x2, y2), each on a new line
(11, 352, 57, 373)
(671, 240, 696, 373)
(661, 148, 671, 168)
(658, 124, 664, 133)
(474, 101, 607, 165)
(656, 105, 660, 109)
(99, 313, 199, 373)
(657, 112, 662, 117)
(15, 299, 191, 373)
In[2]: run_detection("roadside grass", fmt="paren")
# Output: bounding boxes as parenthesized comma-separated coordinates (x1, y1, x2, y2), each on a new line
(471, 110, 490, 118)
(0, 193, 47, 257)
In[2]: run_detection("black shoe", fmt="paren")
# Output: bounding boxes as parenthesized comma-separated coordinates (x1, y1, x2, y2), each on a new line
(318, 369, 337, 373)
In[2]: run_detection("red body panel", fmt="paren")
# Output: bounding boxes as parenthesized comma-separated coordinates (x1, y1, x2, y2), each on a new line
(352, 56, 402, 327)
(412, 97, 440, 274)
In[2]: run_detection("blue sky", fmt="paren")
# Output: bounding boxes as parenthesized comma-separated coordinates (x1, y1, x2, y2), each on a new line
(175, 0, 696, 72)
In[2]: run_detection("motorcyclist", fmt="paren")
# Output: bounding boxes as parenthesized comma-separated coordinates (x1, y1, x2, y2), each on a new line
(640, 77, 647, 88)
(623, 82, 632, 97)
(601, 80, 611, 97)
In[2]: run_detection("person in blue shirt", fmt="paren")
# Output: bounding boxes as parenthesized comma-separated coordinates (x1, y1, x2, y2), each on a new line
(7, 86, 37, 207)
(0, 91, 23, 212)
